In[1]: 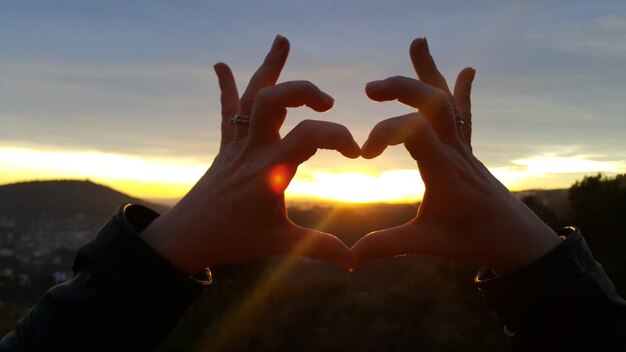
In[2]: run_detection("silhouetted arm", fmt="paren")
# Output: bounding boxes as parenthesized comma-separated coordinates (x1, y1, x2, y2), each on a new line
(1, 35, 358, 351)
(140, 35, 355, 274)
(352, 37, 561, 276)
(0, 204, 210, 352)
(350, 37, 626, 350)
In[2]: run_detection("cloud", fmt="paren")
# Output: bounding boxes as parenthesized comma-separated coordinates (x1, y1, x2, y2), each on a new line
(491, 153, 625, 190)
(0, 61, 219, 157)
(542, 14, 626, 57)
(596, 14, 626, 32)
(2, 0, 626, 194)
(0, 146, 209, 198)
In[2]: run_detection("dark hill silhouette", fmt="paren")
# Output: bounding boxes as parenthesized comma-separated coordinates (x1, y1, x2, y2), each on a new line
(514, 188, 569, 218)
(0, 180, 169, 220)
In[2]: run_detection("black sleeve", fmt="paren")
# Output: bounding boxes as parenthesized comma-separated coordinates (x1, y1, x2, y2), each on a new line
(0, 204, 211, 352)
(475, 227, 626, 351)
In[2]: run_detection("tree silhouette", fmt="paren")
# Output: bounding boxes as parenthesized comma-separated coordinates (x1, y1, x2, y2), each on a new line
(567, 173, 626, 294)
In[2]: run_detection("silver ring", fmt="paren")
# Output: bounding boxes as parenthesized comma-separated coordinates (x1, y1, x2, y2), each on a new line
(229, 114, 250, 124)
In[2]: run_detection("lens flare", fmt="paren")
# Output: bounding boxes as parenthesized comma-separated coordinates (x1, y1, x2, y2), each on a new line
(268, 164, 291, 194)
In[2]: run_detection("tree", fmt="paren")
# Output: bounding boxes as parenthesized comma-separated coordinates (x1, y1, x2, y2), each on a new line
(568, 174, 626, 293)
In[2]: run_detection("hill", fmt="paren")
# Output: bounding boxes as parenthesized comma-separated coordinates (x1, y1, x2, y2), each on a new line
(0, 180, 169, 220)
(514, 188, 569, 218)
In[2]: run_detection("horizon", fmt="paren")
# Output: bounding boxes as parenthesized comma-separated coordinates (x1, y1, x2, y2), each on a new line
(0, 177, 579, 208)
(2, 1, 626, 202)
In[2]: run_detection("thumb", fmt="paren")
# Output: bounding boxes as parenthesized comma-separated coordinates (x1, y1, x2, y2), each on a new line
(271, 224, 352, 271)
(351, 222, 428, 269)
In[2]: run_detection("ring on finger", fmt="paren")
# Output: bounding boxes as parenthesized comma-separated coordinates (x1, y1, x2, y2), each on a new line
(229, 114, 250, 124)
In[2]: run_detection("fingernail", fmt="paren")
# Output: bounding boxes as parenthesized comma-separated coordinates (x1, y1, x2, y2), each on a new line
(360, 141, 372, 157)
(213, 64, 223, 79)
(271, 34, 285, 53)
(366, 80, 383, 91)
(422, 37, 430, 55)
(349, 143, 362, 159)
(322, 92, 335, 105)
(470, 68, 477, 81)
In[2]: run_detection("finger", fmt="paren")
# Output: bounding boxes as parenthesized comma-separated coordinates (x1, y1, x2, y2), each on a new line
(409, 37, 452, 97)
(361, 113, 445, 170)
(249, 81, 335, 144)
(273, 225, 352, 271)
(236, 35, 290, 139)
(365, 76, 458, 144)
(361, 113, 420, 159)
(351, 223, 427, 269)
(279, 120, 361, 165)
(214, 63, 239, 146)
(453, 67, 476, 146)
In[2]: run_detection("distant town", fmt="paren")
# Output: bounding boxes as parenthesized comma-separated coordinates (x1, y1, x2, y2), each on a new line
(0, 180, 167, 309)
(1, 176, 624, 351)
(0, 213, 98, 307)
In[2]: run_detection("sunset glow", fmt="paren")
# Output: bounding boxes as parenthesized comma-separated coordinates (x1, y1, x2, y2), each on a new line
(0, 147, 207, 199)
(287, 170, 425, 203)
(2, 146, 624, 204)
(3, 1, 626, 208)
(491, 154, 625, 190)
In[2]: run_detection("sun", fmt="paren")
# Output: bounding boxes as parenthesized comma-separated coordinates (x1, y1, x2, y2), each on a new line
(0, 146, 426, 203)
(5, 146, 622, 205)
(286, 169, 425, 203)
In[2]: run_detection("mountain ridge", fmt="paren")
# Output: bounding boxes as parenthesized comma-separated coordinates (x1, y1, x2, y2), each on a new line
(0, 180, 169, 220)
(0, 179, 571, 219)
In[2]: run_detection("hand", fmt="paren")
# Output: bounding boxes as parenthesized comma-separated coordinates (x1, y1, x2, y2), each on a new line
(351, 38, 561, 275)
(141, 35, 359, 274)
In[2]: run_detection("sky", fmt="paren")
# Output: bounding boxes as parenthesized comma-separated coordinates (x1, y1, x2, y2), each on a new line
(1, 0, 626, 203)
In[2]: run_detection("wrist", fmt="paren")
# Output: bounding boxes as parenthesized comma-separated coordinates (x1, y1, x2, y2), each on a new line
(489, 203, 562, 276)
(140, 210, 204, 275)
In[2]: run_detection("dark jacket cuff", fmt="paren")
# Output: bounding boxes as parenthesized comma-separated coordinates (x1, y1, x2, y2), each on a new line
(475, 227, 580, 329)
(3, 204, 212, 351)
(73, 203, 211, 304)
(475, 227, 626, 349)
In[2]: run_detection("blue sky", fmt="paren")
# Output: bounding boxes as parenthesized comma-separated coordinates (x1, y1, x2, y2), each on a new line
(1, 1, 626, 200)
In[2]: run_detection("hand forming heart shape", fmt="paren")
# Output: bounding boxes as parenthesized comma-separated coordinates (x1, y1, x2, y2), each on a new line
(141, 35, 561, 276)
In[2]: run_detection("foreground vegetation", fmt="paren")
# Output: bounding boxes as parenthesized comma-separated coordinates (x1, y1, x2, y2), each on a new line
(156, 173, 626, 351)
(1, 174, 624, 351)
